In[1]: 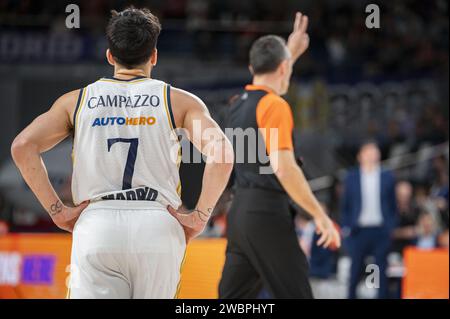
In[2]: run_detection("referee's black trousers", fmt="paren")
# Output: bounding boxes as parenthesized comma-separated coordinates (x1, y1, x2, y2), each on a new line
(218, 188, 314, 299)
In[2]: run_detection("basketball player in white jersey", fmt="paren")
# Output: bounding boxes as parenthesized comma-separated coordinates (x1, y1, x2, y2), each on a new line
(11, 8, 234, 299)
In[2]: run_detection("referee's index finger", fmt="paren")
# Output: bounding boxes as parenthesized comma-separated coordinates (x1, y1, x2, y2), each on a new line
(293, 12, 302, 32)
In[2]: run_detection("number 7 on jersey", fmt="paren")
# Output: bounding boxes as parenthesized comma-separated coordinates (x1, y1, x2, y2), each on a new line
(107, 138, 139, 190)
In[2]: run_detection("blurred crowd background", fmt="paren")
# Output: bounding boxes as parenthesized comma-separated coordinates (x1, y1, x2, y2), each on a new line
(0, 0, 448, 299)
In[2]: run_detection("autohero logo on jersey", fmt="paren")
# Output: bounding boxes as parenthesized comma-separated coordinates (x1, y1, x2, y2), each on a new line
(92, 116, 157, 127)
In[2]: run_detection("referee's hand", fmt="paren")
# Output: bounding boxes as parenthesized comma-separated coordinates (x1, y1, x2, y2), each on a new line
(287, 12, 310, 62)
(314, 214, 341, 249)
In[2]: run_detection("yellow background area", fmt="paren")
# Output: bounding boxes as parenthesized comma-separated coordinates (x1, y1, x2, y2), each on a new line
(177, 239, 227, 299)
(0, 234, 448, 299)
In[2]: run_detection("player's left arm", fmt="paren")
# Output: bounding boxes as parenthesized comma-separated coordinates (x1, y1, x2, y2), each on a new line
(167, 87, 234, 242)
(11, 90, 89, 232)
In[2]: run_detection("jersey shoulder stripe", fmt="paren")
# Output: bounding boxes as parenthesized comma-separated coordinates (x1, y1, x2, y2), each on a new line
(73, 87, 87, 133)
(163, 84, 176, 130)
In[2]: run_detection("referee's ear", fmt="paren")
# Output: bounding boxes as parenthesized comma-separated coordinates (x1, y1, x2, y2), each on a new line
(278, 59, 290, 77)
(248, 65, 255, 75)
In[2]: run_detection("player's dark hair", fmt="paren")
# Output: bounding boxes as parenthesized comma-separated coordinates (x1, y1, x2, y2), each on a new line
(106, 7, 161, 69)
(249, 35, 289, 75)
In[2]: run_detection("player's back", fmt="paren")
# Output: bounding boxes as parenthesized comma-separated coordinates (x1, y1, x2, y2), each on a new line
(71, 76, 181, 208)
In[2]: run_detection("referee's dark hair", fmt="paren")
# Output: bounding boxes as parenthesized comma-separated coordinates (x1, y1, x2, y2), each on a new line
(249, 35, 290, 75)
(106, 7, 161, 69)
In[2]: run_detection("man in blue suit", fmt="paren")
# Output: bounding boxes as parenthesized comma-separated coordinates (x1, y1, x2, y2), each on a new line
(341, 141, 398, 299)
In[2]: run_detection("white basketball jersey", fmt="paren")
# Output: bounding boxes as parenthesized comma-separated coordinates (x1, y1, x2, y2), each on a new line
(71, 76, 182, 208)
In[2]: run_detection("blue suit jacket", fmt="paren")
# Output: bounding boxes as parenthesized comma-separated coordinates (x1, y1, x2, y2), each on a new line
(341, 167, 398, 233)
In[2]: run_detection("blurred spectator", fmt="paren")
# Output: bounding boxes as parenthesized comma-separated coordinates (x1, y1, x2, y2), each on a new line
(438, 229, 449, 249)
(429, 155, 449, 214)
(391, 181, 420, 254)
(0, 220, 8, 236)
(414, 211, 440, 250)
(341, 141, 397, 299)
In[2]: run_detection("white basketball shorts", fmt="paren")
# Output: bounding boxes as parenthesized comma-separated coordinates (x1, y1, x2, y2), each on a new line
(67, 201, 186, 299)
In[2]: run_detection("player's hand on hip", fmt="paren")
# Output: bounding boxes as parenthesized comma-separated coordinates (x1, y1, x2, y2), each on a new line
(314, 214, 341, 249)
(287, 12, 310, 62)
(167, 206, 212, 243)
(51, 200, 90, 233)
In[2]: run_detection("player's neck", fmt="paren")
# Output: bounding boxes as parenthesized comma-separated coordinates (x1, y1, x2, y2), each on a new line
(252, 76, 282, 95)
(114, 66, 152, 80)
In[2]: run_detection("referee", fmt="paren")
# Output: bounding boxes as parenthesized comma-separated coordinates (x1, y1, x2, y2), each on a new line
(219, 13, 341, 299)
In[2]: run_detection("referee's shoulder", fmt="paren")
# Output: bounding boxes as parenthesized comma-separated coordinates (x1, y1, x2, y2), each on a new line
(259, 92, 290, 110)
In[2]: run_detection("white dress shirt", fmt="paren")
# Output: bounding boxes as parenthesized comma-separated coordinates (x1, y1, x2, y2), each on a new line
(358, 167, 384, 227)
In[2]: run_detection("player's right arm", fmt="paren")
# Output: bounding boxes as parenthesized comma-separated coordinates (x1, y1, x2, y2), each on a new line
(167, 88, 234, 242)
(10, 90, 89, 232)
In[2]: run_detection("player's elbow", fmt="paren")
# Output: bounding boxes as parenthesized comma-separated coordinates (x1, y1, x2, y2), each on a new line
(274, 167, 289, 183)
(11, 136, 35, 164)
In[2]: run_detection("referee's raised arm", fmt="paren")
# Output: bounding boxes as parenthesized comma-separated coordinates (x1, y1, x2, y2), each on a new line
(219, 12, 339, 299)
